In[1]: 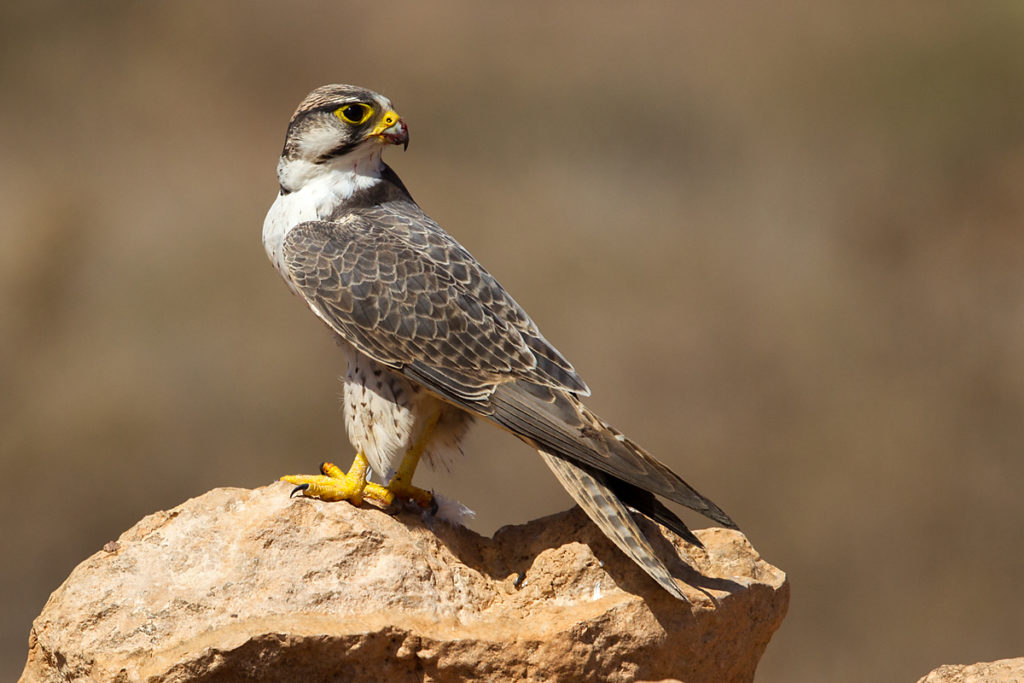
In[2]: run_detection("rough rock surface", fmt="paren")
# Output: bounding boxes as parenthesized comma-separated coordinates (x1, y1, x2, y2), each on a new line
(918, 658, 1024, 683)
(22, 484, 788, 682)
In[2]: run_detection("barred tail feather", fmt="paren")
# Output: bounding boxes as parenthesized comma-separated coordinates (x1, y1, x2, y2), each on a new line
(580, 404, 738, 530)
(487, 381, 738, 530)
(537, 450, 690, 602)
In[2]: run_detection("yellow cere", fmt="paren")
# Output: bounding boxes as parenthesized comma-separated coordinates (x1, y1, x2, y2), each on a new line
(370, 110, 401, 136)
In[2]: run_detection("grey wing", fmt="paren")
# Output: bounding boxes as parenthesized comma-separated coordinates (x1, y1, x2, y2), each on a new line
(281, 205, 588, 402)
(487, 381, 738, 529)
(283, 204, 735, 530)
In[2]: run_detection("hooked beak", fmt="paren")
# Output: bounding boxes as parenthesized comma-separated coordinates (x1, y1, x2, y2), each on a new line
(371, 109, 409, 150)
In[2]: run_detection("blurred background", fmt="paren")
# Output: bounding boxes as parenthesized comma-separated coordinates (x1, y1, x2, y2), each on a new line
(2, 2, 1023, 680)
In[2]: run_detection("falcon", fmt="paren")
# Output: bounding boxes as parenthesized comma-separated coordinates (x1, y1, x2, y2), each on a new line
(263, 84, 738, 601)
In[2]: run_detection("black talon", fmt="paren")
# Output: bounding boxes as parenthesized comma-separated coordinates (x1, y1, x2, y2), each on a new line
(290, 483, 310, 498)
(427, 492, 439, 518)
(319, 462, 330, 475)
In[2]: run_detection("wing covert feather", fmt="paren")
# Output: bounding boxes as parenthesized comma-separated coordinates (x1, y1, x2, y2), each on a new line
(281, 206, 587, 399)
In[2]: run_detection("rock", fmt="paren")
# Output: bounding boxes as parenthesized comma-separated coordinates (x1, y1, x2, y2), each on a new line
(21, 484, 788, 682)
(918, 658, 1024, 683)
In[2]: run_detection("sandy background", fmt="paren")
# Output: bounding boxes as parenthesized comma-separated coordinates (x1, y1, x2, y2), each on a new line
(3, 2, 1023, 680)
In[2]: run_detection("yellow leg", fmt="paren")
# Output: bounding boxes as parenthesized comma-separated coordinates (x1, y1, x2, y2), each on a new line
(385, 412, 440, 509)
(282, 452, 394, 507)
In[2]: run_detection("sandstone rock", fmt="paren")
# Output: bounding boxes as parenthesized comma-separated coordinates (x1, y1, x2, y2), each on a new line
(22, 484, 788, 682)
(918, 658, 1024, 683)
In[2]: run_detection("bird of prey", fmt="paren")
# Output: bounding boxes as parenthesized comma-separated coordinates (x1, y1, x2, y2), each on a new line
(263, 84, 738, 601)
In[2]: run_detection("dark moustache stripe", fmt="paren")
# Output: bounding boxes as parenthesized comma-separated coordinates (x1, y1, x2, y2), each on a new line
(315, 140, 362, 164)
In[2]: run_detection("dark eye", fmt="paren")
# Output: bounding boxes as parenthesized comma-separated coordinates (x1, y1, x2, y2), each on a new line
(335, 103, 373, 125)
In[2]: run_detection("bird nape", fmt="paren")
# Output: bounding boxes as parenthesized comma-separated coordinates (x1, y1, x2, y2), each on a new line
(262, 83, 738, 602)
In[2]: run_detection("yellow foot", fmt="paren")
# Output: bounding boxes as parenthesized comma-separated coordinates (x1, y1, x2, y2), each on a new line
(387, 477, 435, 510)
(281, 453, 394, 507)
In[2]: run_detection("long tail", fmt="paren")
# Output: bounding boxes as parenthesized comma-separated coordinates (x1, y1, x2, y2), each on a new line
(537, 450, 690, 601)
(487, 381, 737, 529)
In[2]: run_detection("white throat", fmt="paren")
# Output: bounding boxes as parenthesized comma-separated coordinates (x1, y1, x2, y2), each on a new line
(262, 145, 385, 280)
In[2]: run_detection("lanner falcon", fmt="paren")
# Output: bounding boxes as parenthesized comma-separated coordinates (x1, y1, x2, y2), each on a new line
(263, 84, 738, 601)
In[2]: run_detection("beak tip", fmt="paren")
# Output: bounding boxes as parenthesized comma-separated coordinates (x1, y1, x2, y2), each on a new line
(375, 119, 409, 150)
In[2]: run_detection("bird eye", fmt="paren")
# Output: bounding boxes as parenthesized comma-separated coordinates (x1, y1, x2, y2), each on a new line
(334, 103, 373, 125)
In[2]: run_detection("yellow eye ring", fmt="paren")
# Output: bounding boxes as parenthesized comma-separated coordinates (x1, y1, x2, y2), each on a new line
(334, 103, 373, 125)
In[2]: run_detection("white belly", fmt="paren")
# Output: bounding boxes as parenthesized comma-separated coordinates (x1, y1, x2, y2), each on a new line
(341, 346, 474, 482)
(342, 346, 417, 479)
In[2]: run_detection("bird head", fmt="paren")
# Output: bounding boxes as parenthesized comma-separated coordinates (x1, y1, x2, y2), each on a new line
(278, 84, 408, 174)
